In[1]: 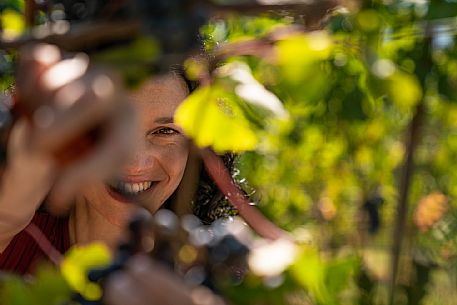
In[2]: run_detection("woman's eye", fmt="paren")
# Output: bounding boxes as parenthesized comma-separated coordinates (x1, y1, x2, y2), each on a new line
(153, 127, 179, 136)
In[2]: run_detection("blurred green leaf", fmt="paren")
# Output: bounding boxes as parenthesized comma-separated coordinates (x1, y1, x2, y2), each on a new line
(61, 243, 112, 301)
(0, 265, 70, 305)
(276, 32, 333, 84)
(387, 71, 422, 110)
(0, 276, 33, 305)
(93, 37, 159, 87)
(175, 84, 258, 152)
(426, 1, 457, 20)
(0, 9, 25, 40)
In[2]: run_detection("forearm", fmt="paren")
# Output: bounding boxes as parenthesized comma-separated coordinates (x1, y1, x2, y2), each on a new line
(0, 159, 54, 251)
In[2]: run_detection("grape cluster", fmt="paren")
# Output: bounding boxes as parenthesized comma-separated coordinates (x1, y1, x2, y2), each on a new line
(79, 209, 250, 304)
(149, 209, 250, 289)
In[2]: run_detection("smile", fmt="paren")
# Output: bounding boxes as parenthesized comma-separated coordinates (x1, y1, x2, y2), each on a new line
(106, 180, 157, 203)
(110, 181, 153, 195)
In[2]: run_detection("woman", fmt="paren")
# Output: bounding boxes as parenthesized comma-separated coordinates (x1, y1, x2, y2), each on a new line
(0, 44, 233, 275)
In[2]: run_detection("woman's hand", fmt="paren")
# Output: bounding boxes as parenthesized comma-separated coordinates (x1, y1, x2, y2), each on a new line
(14, 43, 137, 211)
(104, 256, 225, 305)
(0, 43, 137, 250)
(0, 118, 56, 252)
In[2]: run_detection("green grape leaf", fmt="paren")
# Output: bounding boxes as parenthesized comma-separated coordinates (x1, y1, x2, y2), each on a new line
(175, 84, 258, 152)
(217, 61, 288, 119)
(276, 32, 333, 84)
(30, 265, 72, 305)
(387, 71, 422, 110)
(325, 256, 359, 297)
(0, 276, 33, 305)
(93, 37, 159, 88)
(290, 247, 331, 305)
(426, 1, 457, 20)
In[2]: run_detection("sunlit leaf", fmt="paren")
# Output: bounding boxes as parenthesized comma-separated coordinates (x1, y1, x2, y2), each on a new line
(60, 243, 112, 301)
(387, 71, 422, 110)
(290, 247, 331, 305)
(248, 239, 297, 277)
(93, 37, 159, 87)
(276, 32, 333, 83)
(175, 85, 258, 152)
(217, 62, 288, 119)
(0, 9, 25, 40)
(355, 10, 381, 32)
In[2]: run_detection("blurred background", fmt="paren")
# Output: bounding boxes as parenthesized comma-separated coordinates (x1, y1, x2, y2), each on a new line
(2, 0, 457, 304)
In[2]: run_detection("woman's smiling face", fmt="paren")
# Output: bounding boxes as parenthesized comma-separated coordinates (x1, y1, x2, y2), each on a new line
(80, 74, 190, 226)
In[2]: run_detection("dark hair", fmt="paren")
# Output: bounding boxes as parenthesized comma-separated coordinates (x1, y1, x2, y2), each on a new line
(165, 68, 239, 224)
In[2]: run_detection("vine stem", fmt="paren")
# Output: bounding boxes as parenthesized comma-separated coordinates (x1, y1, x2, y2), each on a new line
(388, 103, 424, 305)
(200, 148, 289, 240)
(388, 27, 432, 304)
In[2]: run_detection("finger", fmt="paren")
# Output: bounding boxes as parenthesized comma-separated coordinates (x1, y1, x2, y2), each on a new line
(16, 46, 90, 121)
(8, 119, 56, 170)
(29, 72, 121, 153)
(125, 256, 195, 305)
(26, 55, 91, 132)
(15, 44, 61, 111)
(7, 119, 31, 155)
(48, 101, 136, 207)
(40, 53, 89, 91)
(17, 43, 61, 80)
(104, 273, 152, 305)
(7, 118, 57, 171)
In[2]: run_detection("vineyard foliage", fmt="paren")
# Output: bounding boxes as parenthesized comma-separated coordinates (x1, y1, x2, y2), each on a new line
(2, 0, 457, 304)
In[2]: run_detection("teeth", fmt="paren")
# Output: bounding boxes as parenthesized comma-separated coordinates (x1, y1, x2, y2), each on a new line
(112, 181, 154, 195)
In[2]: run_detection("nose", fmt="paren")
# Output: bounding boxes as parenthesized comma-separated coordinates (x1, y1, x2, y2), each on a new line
(122, 142, 156, 177)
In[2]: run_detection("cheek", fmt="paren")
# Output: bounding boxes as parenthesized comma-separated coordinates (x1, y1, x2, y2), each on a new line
(163, 143, 189, 179)
(157, 143, 189, 188)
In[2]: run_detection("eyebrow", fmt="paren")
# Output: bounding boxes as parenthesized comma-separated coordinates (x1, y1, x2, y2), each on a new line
(154, 117, 174, 124)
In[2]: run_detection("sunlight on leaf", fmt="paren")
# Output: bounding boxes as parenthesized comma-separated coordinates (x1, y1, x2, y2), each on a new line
(60, 243, 112, 301)
(0, 9, 25, 40)
(175, 85, 258, 152)
(248, 239, 297, 277)
(93, 37, 159, 87)
(217, 62, 288, 119)
(290, 248, 330, 304)
(290, 247, 358, 305)
(388, 72, 422, 110)
(356, 10, 381, 32)
(276, 31, 333, 83)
